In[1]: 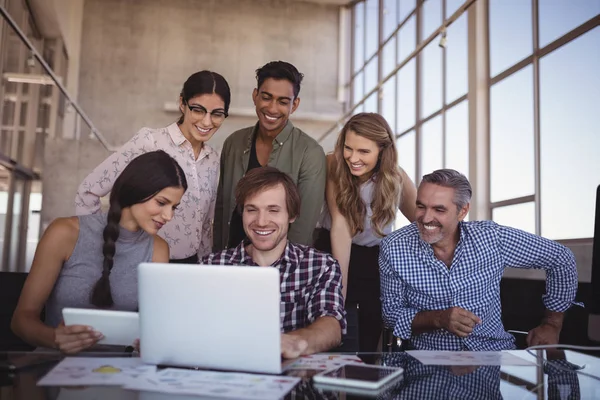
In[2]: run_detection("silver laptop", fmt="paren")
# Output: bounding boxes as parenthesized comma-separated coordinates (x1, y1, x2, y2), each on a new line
(138, 263, 282, 374)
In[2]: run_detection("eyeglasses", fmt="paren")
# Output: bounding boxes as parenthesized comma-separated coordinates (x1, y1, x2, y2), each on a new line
(186, 103, 228, 124)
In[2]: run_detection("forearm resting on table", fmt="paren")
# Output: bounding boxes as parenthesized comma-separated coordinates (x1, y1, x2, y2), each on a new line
(288, 316, 342, 355)
(12, 311, 57, 349)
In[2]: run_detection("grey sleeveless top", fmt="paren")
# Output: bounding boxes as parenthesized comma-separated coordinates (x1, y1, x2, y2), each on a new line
(319, 178, 393, 247)
(45, 213, 154, 327)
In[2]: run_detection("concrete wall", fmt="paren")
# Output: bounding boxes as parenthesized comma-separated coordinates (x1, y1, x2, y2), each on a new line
(77, 0, 342, 150)
(41, 0, 343, 225)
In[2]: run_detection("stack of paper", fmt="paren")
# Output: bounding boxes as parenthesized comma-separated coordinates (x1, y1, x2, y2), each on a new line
(38, 358, 300, 400)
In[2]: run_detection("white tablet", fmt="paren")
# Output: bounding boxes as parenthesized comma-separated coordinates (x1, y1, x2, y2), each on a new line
(62, 308, 139, 347)
(312, 363, 404, 390)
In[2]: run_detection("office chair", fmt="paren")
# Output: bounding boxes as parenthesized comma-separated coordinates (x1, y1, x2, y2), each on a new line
(0, 271, 40, 351)
(331, 303, 360, 352)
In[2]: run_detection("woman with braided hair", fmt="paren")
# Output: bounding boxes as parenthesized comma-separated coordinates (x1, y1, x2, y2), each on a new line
(12, 150, 187, 353)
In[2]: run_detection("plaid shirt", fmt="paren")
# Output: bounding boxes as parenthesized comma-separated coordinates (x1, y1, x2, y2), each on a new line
(380, 221, 579, 351)
(202, 241, 346, 334)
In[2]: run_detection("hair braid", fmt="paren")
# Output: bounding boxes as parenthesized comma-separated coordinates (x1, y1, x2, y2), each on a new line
(90, 202, 122, 307)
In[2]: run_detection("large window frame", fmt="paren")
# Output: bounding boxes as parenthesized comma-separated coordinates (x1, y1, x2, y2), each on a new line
(325, 0, 600, 240)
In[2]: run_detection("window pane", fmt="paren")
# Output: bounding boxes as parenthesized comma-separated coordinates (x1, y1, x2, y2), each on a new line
(397, 130, 416, 182)
(382, 76, 397, 133)
(539, 0, 600, 48)
(399, 0, 416, 22)
(383, 0, 399, 40)
(422, 0, 442, 41)
(365, 0, 379, 59)
(382, 36, 397, 78)
(398, 15, 416, 63)
(421, 42, 443, 118)
(395, 130, 416, 229)
(420, 115, 443, 178)
(364, 56, 379, 94)
(352, 72, 364, 106)
(492, 202, 536, 234)
(446, 14, 468, 103)
(489, 0, 533, 77)
(353, 2, 365, 72)
(540, 28, 600, 239)
(364, 92, 378, 113)
(445, 100, 469, 179)
(397, 59, 416, 133)
(490, 66, 534, 203)
(446, 0, 465, 18)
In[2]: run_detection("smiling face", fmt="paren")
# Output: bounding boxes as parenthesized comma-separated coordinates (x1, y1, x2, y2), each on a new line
(178, 93, 226, 146)
(252, 78, 300, 138)
(415, 182, 469, 247)
(242, 184, 295, 256)
(343, 130, 381, 181)
(129, 186, 185, 235)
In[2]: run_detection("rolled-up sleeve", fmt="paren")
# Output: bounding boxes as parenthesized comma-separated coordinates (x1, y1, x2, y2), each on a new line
(307, 256, 347, 334)
(379, 241, 420, 339)
(498, 225, 580, 312)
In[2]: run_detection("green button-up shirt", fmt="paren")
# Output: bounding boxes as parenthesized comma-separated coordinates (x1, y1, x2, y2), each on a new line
(213, 120, 326, 251)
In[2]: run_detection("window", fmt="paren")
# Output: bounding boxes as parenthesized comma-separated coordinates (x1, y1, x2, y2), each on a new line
(490, 66, 534, 203)
(540, 28, 600, 239)
(489, 0, 533, 77)
(420, 115, 443, 178)
(445, 100, 469, 178)
(539, 0, 600, 47)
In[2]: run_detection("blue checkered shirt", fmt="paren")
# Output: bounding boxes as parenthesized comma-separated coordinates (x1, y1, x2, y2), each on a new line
(379, 221, 579, 351)
(202, 241, 346, 334)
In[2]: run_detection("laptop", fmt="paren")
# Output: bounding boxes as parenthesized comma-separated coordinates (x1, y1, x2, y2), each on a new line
(138, 263, 282, 374)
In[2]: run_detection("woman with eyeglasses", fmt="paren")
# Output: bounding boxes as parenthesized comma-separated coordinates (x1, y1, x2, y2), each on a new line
(314, 112, 417, 352)
(75, 71, 230, 263)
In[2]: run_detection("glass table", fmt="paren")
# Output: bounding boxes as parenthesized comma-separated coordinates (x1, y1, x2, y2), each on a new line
(0, 349, 598, 399)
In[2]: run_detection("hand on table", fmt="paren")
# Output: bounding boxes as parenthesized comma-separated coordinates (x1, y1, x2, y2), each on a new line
(438, 307, 481, 338)
(527, 323, 560, 347)
(54, 322, 103, 354)
(281, 333, 308, 359)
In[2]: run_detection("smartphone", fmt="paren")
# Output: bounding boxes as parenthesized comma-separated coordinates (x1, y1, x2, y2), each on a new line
(62, 308, 139, 347)
(312, 363, 404, 390)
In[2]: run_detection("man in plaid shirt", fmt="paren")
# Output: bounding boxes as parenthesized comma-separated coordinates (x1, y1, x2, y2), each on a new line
(380, 169, 579, 351)
(202, 167, 346, 359)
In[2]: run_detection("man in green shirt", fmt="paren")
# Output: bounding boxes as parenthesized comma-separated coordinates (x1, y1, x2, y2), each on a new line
(213, 61, 326, 251)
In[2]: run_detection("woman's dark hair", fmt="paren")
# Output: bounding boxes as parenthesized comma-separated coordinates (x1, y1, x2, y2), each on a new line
(177, 70, 231, 124)
(90, 150, 187, 307)
(255, 61, 304, 98)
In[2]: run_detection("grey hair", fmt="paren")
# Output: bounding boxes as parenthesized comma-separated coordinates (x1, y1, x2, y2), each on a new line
(421, 169, 472, 209)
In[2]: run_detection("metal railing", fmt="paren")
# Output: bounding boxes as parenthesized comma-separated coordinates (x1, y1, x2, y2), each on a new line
(0, 4, 115, 151)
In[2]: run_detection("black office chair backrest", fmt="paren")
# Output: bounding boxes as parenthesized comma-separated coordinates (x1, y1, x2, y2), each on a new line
(0, 271, 37, 351)
(330, 303, 360, 353)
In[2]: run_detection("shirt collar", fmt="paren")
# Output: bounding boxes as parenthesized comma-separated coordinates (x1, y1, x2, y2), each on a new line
(417, 221, 467, 253)
(247, 119, 295, 149)
(167, 122, 218, 160)
(235, 240, 298, 270)
(167, 122, 187, 146)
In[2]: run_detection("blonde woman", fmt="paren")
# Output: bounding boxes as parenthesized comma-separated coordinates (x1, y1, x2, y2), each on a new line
(315, 113, 417, 352)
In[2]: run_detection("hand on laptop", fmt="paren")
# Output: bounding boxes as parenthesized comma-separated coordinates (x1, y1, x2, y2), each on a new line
(54, 322, 103, 354)
(281, 333, 308, 359)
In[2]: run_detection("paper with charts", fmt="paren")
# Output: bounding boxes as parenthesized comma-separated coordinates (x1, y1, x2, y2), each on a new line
(283, 353, 364, 370)
(123, 368, 300, 400)
(406, 351, 535, 366)
(38, 357, 300, 399)
(37, 357, 156, 386)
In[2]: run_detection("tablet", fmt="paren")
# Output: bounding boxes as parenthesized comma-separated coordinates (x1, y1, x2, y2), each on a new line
(312, 363, 404, 390)
(62, 308, 139, 347)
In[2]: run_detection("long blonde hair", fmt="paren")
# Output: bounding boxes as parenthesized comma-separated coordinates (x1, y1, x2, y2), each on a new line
(332, 113, 402, 237)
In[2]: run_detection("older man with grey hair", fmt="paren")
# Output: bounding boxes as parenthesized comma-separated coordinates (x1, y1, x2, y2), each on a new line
(379, 168, 579, 351)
